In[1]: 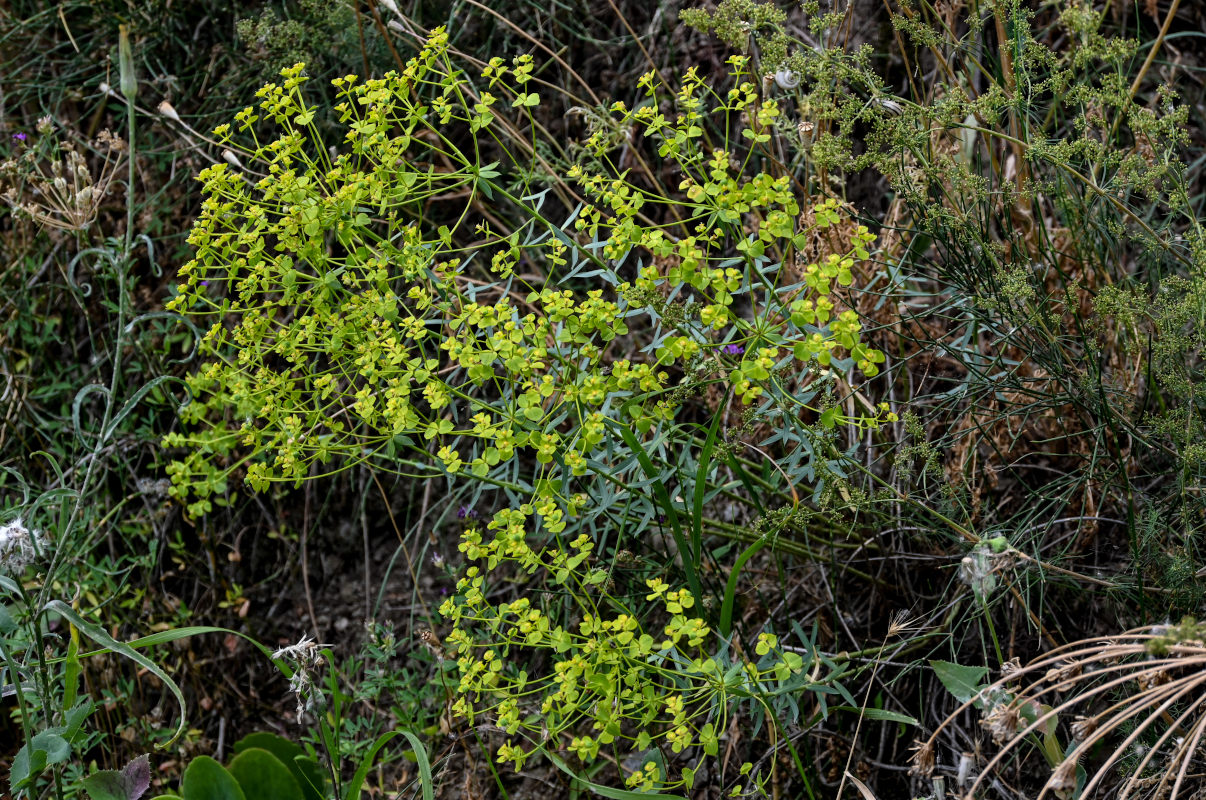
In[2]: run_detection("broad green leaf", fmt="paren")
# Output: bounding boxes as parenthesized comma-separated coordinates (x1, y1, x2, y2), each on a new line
(227, 749, 304, 800)
(930, 659, 990, 704)
(82, 754, 151, 800)
(233, 733, 325, 800)
(182, 757, 244, 800)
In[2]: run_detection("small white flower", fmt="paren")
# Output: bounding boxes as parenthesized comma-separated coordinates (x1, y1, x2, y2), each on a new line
(271, 634, 329, 661)
(273, 634, 330, 721)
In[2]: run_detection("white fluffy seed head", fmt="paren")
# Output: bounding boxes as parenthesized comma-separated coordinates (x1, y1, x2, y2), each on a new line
(0, 518, 43, 573)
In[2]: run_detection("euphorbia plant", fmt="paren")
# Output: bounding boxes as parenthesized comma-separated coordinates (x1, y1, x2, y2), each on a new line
(165, 26, 893, 793)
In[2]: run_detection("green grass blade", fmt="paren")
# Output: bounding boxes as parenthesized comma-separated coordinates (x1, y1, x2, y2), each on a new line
(343, 730, 432, 800)
(691, 398, 727, 571)
(608, 420, 703, 608)
(719, 535, 769, 638)
(44, 601, 188, 747)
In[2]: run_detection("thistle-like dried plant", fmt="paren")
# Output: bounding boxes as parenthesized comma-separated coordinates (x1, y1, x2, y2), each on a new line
(1, 122, 124, 233)
(915, 619, 1206, 799)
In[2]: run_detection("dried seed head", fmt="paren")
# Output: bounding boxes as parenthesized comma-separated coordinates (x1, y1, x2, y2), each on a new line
(908, 739, 935, 777)
(271, 634, 329, 663)
(888, 609, 927, 639)
(1070, 715, 1098, 742)
(1045, 660, 1083, 685)
(980, 702, 1021, 745)
(1137, 668, 1172, 691)
(418, 628, 445, 661)
(1047, 757, 1077, 793)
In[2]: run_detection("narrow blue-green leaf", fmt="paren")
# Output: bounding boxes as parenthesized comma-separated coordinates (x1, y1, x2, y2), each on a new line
(63, 621, 82, 709)
(72, 384, 111, 443)
(103, 376, 183, 440)
(831, 706, 920, 726)
(543, 751, 684, 800)
(396, 730, 433, 800)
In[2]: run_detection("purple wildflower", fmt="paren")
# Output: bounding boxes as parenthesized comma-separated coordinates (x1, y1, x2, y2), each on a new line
(457, 505, 477, 520)
(12, 132, 26, 142)
(722, 343, 745, 356)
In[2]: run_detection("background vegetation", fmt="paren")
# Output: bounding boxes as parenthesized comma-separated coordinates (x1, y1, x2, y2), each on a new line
(3, 0, 1206, 798)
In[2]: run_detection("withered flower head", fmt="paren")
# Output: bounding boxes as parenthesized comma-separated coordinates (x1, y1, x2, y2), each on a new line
(1047, 757, 1077, 794)
(908, 739, 935, 777)
(1070, 715, 1098, 742)
(980, 702, 1022, 745)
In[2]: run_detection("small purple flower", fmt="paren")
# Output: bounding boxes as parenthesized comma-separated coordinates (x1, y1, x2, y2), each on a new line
(12, 132, 26, 142)
(199, 281, 209, 286)
(457, 505, 477, 520)
(722, 343, 745, 356)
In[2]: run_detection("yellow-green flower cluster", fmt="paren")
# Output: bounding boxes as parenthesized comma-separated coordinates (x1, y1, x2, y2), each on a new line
(572, 60, 888, 405)
(440, 505, 806, 793)
(163, 32, 685, 515)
